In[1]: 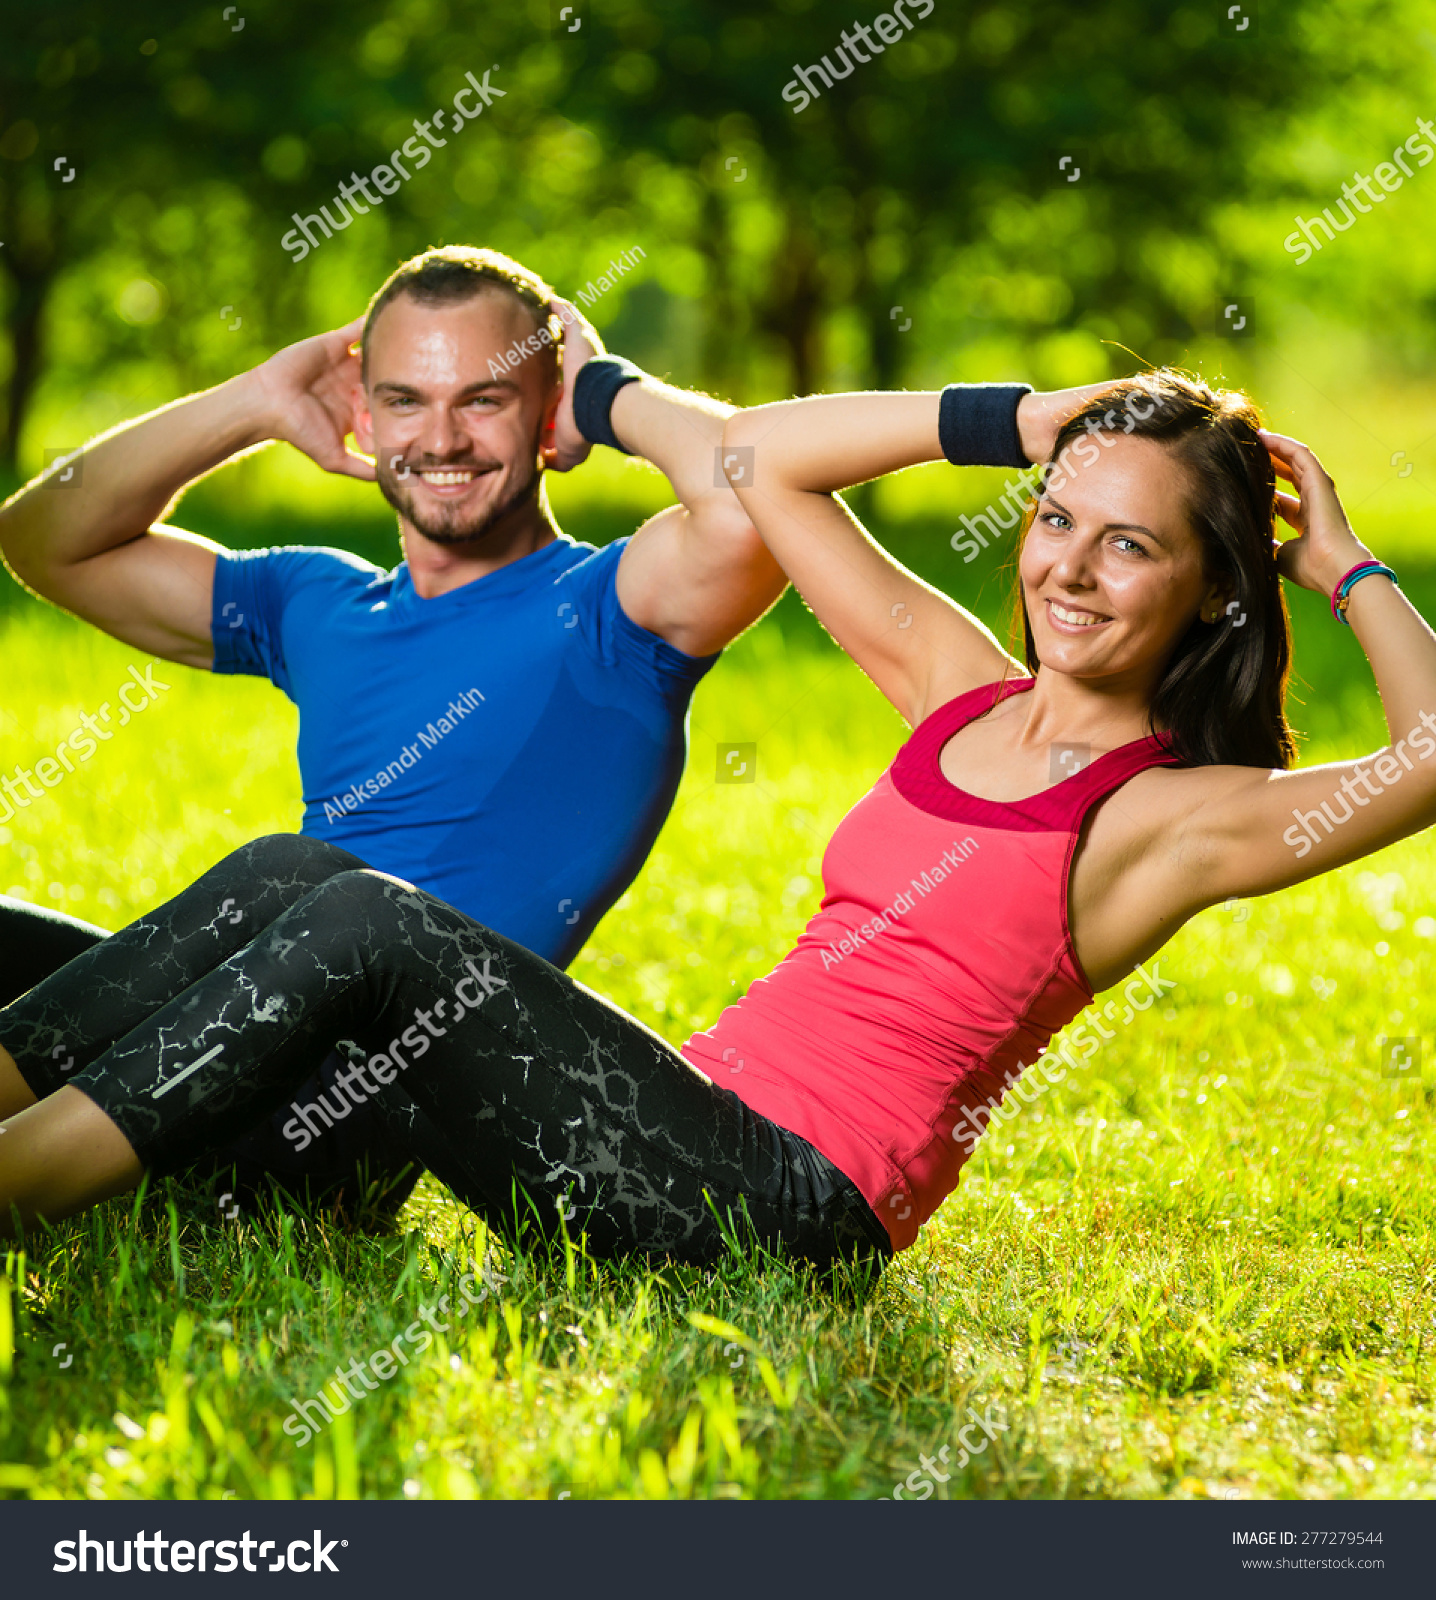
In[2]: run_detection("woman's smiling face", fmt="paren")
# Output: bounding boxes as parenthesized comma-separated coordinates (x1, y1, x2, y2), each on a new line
(1019, 433, 1231, 687)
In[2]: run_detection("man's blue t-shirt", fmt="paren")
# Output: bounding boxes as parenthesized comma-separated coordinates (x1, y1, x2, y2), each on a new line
(211, 536, 716, 967)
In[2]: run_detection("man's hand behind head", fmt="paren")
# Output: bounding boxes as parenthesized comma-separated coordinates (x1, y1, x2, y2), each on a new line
(542, 297, 604, 473)
(251, 317, 377, 482)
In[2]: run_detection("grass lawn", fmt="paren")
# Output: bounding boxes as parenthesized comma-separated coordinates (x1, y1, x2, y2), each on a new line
(0, 585, 1433, 1501)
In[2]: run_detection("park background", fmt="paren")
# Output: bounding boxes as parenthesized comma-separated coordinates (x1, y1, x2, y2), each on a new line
(1, 0, 1434, 1499)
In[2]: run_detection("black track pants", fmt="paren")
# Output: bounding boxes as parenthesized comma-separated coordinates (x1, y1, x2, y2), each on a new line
(0, 869, 420, 1211)
(1, 836, 889, 1267)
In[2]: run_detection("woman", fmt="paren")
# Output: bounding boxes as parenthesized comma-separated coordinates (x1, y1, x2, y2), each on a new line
(0, 369, 1425, 1267)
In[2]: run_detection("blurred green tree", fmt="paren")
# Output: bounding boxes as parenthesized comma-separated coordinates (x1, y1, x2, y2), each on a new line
(0, 0, 1428, 471)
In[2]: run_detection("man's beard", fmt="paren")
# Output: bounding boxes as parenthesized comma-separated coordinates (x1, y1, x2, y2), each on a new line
(376, 454, 543, 546)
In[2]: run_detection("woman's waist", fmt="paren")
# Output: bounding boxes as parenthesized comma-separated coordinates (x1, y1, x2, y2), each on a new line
(684, 931, 1082, 1072)
(681, 964, 1084, 1249)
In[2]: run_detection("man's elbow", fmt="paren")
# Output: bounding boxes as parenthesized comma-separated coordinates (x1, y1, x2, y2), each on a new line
(692, 490, 763, 555)
(0, 512, 46, 593)
(0, 518, 88, 609)
(0, 554, 72, 620)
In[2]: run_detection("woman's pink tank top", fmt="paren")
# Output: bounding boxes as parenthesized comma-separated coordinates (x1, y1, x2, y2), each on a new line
(680, 676, 1183, 1251)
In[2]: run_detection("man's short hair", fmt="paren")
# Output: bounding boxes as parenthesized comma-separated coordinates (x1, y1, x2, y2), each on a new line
(361, 246, 560, 384)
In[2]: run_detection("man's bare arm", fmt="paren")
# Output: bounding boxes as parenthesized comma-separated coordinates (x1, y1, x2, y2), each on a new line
(544, 299, 785, 659)
(0, 318, 372, 669)
(605, 362, 1115, 661)
(609, 379, 787, 659)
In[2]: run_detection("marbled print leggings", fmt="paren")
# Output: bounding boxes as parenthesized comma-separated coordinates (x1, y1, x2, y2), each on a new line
(1, 835, 890, 1268)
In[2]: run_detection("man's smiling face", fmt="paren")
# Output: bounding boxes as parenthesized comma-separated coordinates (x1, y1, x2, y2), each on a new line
(354, 288, 562, 546)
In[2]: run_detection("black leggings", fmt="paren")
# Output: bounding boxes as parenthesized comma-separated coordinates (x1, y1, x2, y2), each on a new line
(0, 892, 422, 1212)
(0, 836, 889, 1268)
(0, 894, 112, 997)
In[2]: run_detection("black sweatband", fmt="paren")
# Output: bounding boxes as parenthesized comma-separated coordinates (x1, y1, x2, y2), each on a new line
(572, 355, 646, 453)
(938, 382, 1034, 468)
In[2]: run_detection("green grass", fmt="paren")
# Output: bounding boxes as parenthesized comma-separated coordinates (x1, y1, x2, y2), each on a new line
(1, 595, 1434, 1502)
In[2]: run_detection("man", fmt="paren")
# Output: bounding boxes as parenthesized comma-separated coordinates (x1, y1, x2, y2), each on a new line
(0, 245, 787, 1209)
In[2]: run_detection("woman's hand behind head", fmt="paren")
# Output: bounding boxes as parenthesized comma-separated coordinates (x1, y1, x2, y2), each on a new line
(1261, 429, 1374, 598)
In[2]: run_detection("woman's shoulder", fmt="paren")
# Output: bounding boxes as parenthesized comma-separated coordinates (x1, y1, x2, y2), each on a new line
(1079, 756, 1285, 935)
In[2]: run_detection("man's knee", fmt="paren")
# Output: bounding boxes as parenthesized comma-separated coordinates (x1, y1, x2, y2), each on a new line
(231, 833, 369, 886)
(305, 867, 409, 918)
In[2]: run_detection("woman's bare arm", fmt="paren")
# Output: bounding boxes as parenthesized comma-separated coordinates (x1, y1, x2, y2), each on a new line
(1160, 431, 1436, 904)
(720, 386, 1111, 724)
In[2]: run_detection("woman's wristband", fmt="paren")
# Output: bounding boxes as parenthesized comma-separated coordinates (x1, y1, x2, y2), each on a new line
(572, 356, 646, 453)
(1331, 559, 1399, 624)
(938, 382, 1034, 469)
